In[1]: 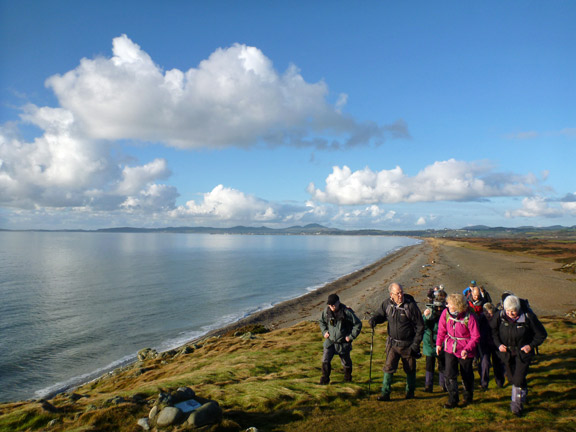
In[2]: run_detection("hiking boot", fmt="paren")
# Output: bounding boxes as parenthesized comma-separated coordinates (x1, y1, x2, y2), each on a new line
(343, 367, 352, 382)
(319, 376, 330, 385)
(424, 386, 433, 393)
(443, 402, 458, 409)
(377, 393, 391, 402)
(405, 392, 415, 400)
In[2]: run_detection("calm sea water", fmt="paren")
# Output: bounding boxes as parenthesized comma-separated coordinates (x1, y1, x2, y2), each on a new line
(0, 232, 419, 402)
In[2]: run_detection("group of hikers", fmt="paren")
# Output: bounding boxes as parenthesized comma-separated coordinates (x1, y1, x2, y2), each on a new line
(318, 280, 547, 417)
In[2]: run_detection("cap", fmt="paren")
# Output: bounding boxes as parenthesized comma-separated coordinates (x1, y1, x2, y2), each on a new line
(327, 294, 340, 305)
(470, 280, 477, 286)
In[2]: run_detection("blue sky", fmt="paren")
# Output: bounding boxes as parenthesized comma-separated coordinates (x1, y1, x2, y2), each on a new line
(0, 1, 574, 230)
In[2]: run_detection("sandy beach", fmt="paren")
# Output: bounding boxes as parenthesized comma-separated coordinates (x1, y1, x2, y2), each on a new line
(215, 238, 575, 336)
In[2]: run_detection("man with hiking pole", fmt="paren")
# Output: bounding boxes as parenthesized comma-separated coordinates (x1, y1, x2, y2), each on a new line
(318, 293, 363, 384)
(369, 283, 425, 400)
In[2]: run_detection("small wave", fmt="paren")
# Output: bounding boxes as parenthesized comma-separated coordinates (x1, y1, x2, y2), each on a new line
(34, 354, 135, 400)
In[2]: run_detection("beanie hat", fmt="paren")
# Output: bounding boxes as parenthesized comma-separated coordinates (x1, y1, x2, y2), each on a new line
(327, 294, 340, 305)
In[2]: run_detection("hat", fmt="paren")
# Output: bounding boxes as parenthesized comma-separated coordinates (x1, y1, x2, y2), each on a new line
(470, 280, 477, 286)
(327, 294, 340, 305)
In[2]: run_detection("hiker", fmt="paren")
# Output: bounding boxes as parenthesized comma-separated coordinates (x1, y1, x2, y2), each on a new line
(467, 285, 486, 314)
(422, 288, 447, 392)
(318, 293, 362, 385)
(478, 303, 505, 390)
(436, 293, 480, 409)
(491, 295, 547, 417)
(369, 282, 424, 401)
(463, 280, 492, 304)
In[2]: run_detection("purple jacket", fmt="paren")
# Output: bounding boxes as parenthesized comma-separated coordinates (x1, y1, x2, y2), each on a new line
(436, 309, 480, 359)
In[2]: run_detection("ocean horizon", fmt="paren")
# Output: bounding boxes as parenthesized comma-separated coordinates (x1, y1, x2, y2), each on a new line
(0, 231, 419, 402)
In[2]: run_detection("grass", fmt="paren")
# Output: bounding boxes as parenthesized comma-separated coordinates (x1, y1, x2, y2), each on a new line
(1, 318, 575, 431)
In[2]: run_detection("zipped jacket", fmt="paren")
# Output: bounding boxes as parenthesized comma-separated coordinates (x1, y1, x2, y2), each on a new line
(319, 303, 362, 353)
(436, 308, 480, 359)
(371, 294, 424, 351)
(491, 308, 547, 359)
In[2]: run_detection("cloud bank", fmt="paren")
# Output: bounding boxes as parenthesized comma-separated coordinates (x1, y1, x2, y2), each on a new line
(307, 159, 540, 205)
(46, 35, 406, 149)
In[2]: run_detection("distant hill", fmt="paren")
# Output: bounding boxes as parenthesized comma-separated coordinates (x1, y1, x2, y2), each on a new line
(3, 224, 575, 239)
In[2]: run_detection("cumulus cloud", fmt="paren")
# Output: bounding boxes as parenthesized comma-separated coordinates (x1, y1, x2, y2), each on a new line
(307, 159, 540, 205)
(45, 35, 406, 150)
(170, 185, 280, 222)
(505, 194, 576, 219)
(0, 107, 177, 212)
(505, 197, 563, 218)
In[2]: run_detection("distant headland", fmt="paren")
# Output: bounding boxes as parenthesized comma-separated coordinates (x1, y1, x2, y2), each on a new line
(2, 223, 576, 239)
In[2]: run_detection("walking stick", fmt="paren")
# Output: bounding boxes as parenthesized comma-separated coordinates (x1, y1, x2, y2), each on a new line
(368, 326, 374, 394)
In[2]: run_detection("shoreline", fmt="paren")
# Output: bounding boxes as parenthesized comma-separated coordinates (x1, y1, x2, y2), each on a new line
(202, 237, 575, 339)
(30, 238, 576, 402)
(33, 240, 422, 401)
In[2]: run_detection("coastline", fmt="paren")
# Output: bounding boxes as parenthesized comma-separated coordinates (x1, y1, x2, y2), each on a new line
(31, 237, 576, 401)
(203, 237, 575, 340)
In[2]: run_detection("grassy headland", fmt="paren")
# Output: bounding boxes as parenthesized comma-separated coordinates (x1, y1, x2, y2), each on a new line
(0, 316, 575, 432)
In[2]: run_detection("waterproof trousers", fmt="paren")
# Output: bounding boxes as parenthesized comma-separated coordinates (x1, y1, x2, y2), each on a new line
(444, 352, 475, 405)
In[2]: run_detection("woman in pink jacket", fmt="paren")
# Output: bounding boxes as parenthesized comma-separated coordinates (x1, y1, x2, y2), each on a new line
(436, 293, 481, 409)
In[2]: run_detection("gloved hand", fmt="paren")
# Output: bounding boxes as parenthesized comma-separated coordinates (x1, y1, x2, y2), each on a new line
(369, 317, 377, 329)
(411, 344, 422, 359)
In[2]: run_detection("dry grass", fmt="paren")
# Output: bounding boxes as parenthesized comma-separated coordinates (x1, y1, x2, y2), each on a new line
(1, 318, 575, 431)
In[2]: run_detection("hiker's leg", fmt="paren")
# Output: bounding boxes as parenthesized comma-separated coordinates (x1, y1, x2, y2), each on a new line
(340, 351, 353, 382)
(460, 357, 475, 405)
(425, 356, 435, 391)
(320, 345, 335, 385)
(444, 353, 460, 408)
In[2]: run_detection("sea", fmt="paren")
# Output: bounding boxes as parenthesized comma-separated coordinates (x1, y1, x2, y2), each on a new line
(0, 231, 419, 402)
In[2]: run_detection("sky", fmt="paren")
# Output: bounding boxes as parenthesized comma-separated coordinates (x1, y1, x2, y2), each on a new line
(0, 0, 574, 231)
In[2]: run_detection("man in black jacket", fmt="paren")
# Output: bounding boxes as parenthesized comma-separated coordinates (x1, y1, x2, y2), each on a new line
(369, 283, 425, 400)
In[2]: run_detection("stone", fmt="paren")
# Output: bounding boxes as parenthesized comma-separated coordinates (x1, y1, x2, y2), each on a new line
(148, 405, 159, 420)
(187, 401, 222, 428)
(137, 418, 151, 430)
(173, 387, 195, 403)
(137, 348, 158, 361)
(156, 406, 183, 427)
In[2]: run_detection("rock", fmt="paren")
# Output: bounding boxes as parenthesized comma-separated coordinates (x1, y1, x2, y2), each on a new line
(179, 346, 194, 355)
(148, 405, 159, 420)
(137, 348, 158, 361)
(137, 418, 151, 430)
(187, 401, 222, 428)
(240, 332, 256, 340)
(156, 391, 175, 408)
(156, 406, 183, 427)
(173, 387, 196, 403)
(245, 428, 259, 432)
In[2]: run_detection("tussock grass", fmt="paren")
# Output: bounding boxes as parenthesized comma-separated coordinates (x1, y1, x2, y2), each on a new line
(1, 318, 575, 431)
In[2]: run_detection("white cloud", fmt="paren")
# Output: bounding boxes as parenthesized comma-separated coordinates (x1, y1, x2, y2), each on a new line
(416, 217, 427, 226)
(0, 108, 177, 212)
(308, 159, 540, 205)
(505, 197, 563, 218)
(170, 185, 280, 222)
(45, 35, 406, 149)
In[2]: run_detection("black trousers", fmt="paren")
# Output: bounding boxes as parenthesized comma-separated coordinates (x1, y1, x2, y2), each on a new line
(445, 352, 474, 394)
